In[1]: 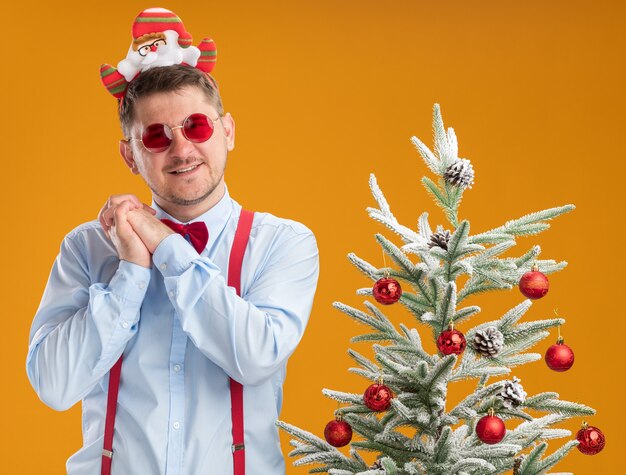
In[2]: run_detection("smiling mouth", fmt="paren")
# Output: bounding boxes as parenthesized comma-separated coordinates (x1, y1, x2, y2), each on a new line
(170, 163, 201, 175)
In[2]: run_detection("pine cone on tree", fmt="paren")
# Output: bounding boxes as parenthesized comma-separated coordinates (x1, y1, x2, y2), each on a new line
(369, 459, 384, 471)
(473, 327, 504, 356)
(444, 158, 474, 189)
(513, 455, 525, 474)
(499, 377, 527, 409)
(428, 227, 451, 250)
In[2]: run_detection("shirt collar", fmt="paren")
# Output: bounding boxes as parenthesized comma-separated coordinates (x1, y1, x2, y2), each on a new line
(151, 185, 234, 245)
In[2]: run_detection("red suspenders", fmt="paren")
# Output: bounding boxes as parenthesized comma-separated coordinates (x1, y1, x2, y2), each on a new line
(101, 209, 254, 475)
(101, 356, 122, 475)
(226, 209, 254, 475)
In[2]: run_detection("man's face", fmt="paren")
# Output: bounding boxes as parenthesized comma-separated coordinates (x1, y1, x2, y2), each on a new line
(121, 86, 235, 214)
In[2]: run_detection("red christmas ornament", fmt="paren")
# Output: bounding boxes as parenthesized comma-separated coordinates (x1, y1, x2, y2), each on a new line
(363, 383, 394, 412)
(519, 264, 549, 299)
(545, 337, 575, 372)
(476, 410, 506, 444)
(437, 324, 467, 356)
(373, 277, 402, 305)
(576, 422, 605, 455)
(324, 416, 352, 447)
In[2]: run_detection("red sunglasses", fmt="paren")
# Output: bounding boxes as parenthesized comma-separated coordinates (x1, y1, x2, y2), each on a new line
(127, 113, 220, 153)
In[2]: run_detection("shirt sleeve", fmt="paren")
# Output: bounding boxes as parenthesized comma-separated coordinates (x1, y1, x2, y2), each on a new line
(152, 225, 319, 386)
(26, 231, 151, 411)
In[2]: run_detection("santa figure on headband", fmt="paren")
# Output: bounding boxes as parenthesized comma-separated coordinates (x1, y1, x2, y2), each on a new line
(101, 7, 216, 98)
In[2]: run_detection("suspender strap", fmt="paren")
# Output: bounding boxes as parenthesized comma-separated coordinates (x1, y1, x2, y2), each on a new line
(228, 209, 254, 475)
(228, 209, 254, 296)
(101, 355, 122, 475)
(100, 208, 254, 475)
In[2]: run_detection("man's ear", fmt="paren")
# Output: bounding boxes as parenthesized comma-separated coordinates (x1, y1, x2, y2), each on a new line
(222, 113, 236, 151)
(119, 140, 140, 174)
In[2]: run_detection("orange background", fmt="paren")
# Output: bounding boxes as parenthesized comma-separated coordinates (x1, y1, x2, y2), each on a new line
(2, 0, 624, 473)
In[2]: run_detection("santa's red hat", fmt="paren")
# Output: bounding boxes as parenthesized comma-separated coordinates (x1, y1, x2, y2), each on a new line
(131, 7, 193, 48)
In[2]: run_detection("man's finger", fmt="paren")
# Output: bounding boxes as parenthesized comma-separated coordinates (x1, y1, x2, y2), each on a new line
(98, 206, 113, 239)
(112, 201, 132, 230)
(109, 194, 143, 208)
(142, 203, 157, 215)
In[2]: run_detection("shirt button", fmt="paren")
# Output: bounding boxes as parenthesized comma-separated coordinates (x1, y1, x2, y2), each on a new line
(169, 291, 175, 298)
(173, 364, 182, 372)
(173, 421, 181, 430)
(121, 321, 129, 329)
(160, 263, 167, 271)
(137, 281, 146, 290)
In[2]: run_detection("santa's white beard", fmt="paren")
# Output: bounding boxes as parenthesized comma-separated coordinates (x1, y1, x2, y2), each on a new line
(140, 51, 158, 65)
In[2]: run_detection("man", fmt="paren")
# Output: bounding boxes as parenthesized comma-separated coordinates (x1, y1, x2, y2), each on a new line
(26, 9, 319, 474)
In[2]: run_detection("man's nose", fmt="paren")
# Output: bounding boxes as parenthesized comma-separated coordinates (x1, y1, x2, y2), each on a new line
(168, 127, 195, 156)
(150, 44, 158, 52)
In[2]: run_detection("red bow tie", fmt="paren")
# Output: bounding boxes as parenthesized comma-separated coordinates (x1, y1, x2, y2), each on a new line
(161, 219, 209, 254)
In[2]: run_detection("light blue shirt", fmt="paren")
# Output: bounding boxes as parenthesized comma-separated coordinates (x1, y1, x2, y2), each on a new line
(26, 187, 319, 474)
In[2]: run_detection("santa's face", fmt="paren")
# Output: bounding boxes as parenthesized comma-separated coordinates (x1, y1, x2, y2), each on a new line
(128, 30, 184, 70)
(137, 37, 167, 57)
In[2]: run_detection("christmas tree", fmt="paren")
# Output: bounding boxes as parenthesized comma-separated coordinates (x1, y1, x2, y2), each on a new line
(277, 105, 605, 474)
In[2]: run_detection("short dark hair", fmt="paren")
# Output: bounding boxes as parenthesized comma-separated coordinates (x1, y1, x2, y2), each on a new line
(119, 65, 224, 136)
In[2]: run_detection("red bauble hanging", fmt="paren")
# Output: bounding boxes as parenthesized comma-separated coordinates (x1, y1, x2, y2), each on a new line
(363, 383, 394, 412)
(437, 323, 467, 356)
(519, 264, 549, 299)
(576, 422, 605, 455)
(324, 416, 352, 447)
(476, 410, 506, 444)
(545, 337, 575, 372)
(373, 277, 402, 305)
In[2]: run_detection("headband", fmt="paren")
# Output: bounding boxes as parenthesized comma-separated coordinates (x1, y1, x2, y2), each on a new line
(100, 7, 217, 98)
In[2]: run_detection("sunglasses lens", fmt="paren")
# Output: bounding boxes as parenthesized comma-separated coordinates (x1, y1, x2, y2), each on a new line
(183, 113, 214, 143)
(142, 124, 172, 153)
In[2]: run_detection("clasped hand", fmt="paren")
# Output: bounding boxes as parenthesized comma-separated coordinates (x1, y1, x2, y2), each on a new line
(98, 194, 174, 268)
